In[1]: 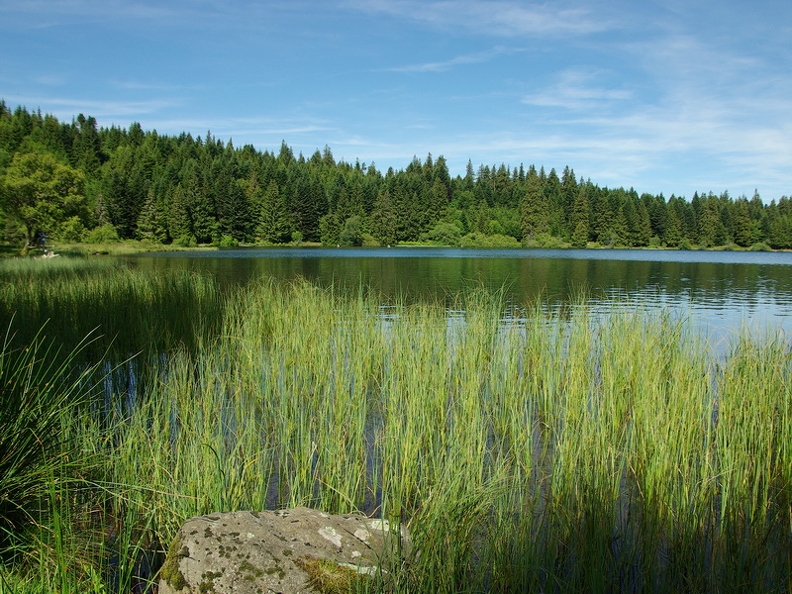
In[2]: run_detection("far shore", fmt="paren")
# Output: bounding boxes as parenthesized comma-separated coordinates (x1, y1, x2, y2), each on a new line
(1, 237, 786, 260)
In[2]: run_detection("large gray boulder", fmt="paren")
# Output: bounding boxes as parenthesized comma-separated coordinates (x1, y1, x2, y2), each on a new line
(158, 507, 409, 594)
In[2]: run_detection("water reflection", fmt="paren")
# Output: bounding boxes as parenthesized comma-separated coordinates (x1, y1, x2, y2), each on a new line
(127, 248, 792, 341)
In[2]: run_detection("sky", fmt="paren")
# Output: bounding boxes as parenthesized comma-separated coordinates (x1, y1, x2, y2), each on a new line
(1, 0, 791, 201)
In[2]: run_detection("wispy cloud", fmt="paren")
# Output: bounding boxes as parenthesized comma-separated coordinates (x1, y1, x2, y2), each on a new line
(388, 46, 516, 73)
(145, 115, 336, 141)
(32, 74, 68, 86)
(0, 0, 181, 26)
(0, 0, 307, 32)
(522, 69, 633, 111)
(109, 79, 201, 92)
(11, 96, 179, 118)
(343, 0, 612, 37)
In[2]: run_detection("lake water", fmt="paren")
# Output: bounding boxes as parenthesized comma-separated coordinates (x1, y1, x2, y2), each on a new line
(128, 247, 792, 347)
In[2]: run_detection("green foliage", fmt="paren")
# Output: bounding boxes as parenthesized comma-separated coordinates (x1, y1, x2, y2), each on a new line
(214, 234, 238, 247)
(84, 222, 119, 243)
(520, 169, 548, 240)
(459, 232, 520, 248)
(571, 221, 589, 248)
(1, 102, 789, 251)
(369, 190, 398, 247)
(421, 221, 462, 245)
(360, 232, 378, 247)
(55, 216, 86, 242)
(173, 233, 197, 247)
(523, 232, 568, 248)
(319, 211, 342, 246)
(0, 149, 88, 247)
(339, 215, 363, 247)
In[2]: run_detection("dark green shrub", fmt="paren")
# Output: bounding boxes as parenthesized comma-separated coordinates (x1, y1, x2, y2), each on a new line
(85, 223, 120, 244)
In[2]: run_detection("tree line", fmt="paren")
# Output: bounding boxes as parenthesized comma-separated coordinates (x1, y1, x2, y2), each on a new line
(1, 101, 791, 251)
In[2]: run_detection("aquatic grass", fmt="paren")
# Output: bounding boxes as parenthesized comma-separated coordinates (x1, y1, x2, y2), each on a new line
(0, 320, 110, 594)
(0, 257, 225, 368)
(5, 268, 792, 592)
(0, 321, 104, 554)
(713, 329, 792, 589)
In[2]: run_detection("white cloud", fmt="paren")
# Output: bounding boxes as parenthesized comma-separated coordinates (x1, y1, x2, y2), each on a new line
(0, 0, 180, 25)
(11, 96, 179, 118)
(109, 79, 201, 92)
(32, 74, 68, 86)
(522, 69, 633, 111)
(388, 46, 515, 73)
(343, 0, 612, 37)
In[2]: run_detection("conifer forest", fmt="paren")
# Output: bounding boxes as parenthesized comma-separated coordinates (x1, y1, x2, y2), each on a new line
(2, 101, 791, 251)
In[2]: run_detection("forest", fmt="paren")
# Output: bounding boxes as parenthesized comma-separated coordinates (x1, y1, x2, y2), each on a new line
(2, 100, 791, 251)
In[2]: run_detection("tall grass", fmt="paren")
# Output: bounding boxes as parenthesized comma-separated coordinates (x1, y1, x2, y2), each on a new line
(1, 258, 791, 593)
(0, 256, 224, 363)
(0, 322, 103, 551)
(0, 319, 108, 594)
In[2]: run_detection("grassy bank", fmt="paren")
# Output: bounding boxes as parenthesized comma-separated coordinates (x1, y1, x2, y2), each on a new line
(1, 259, 790, 593)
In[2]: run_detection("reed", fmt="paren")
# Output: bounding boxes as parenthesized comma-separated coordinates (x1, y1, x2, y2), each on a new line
(2, 259, 791, 593)
(0, 256, 224, 366)
(0, 319, 108, 594)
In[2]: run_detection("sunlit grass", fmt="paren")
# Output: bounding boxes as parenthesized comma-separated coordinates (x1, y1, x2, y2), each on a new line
(1, 259, 790, 593)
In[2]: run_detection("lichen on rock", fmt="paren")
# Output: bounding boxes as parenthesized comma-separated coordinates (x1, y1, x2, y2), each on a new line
(158, 507, 410, 594)
(160, 535, 188, 591)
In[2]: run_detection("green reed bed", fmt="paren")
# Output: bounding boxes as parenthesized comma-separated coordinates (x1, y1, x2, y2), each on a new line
(1, 260, 791, 593)
(0, 321, 107, 594)
(0, 256, 224, 364)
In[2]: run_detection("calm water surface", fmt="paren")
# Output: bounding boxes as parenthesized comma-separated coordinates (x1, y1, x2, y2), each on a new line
(128, 248, 792, 346)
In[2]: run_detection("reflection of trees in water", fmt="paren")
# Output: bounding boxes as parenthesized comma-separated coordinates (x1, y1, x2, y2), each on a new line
(127, 251, 792, 339)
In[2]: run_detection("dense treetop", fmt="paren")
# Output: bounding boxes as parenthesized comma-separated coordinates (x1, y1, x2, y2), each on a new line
(1, 101, 790, 250)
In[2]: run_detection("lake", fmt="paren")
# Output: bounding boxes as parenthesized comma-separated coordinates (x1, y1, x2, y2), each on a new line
(7, 247, 790, 592)
(127, 247, 792, 347)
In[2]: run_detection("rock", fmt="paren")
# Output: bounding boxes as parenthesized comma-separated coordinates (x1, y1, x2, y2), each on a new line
(158, 507, 409, 594)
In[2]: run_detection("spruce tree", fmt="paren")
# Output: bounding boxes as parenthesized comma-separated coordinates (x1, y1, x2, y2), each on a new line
(520, 169, 548, 240)
(257, 180, 293, 243)
(369, 190, 398, 246)
(664, 205, 683, 247)
(570, 184, 589, 248)
(731, 197, 753, 247)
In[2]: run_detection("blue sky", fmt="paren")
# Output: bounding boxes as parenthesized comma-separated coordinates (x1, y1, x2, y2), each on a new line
(2, 0, 791, 201)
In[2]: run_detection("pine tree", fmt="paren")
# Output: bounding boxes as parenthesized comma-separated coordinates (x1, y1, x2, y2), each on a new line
(168, 184, 192, 241)
(664, 206, 683, 247)
(570, 185, 589, 248)
(544, 168, 564, 237)
(71, 114, 103, 176)
(634, 199, 652, 246)
(731, 197, 753, 247)
(520, 169, 548, 240)
(136, 188, 165, 242)
(561, 166, 578, 235)
(257, 180, 293, 243)
(189, 175, 215, 244)
(319, 211, 342, 246)
(473, 196, 491, 234)
(644, 193, 667, 240)
(369, 190, 398, 246)
(697, 195, 726, 247)
(589, 186, 611, 244)
(428, 178, 450, 226)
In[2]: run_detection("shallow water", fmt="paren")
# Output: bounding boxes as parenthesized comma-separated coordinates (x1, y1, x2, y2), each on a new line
(127, 247, 792, 345)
